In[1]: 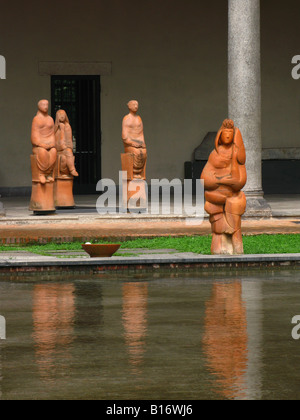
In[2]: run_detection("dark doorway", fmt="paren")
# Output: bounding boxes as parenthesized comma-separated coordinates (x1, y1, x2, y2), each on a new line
(51, 75, 101, 194)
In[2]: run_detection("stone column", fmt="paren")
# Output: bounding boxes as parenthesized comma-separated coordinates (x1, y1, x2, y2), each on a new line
(228, 0, 271, 217)
(0, 196, 5, 218)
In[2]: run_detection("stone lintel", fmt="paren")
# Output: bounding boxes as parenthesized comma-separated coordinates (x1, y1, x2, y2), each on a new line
(39, 61, 112, 76)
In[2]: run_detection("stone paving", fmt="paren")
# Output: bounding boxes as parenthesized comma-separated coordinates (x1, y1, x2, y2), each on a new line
(0, 195, 299, 245)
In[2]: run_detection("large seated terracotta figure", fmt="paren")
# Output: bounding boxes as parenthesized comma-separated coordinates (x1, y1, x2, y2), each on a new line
(29, 100, 57, 213)
(201, 119, 247, 255)
(121, 100, 147, 209)
(54, 109, 78, 208)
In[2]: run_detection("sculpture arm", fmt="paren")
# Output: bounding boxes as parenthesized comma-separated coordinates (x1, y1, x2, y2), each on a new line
(123, 138, 141, 148)
(201, 161, 220, 191)
(122, 121, 133, 146)
(122, 132, 144, 149)
(219, 146, 247, 191)
(63, 124, 74, 150)
(220, 168, 247, 190)
(31, 118, 43, 147)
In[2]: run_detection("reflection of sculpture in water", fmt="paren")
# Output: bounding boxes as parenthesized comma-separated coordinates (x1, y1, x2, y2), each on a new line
(32, 283, 75, 383)
(54, 110, 78, 208)
(121, 101, 147, 209)
(54, 110, 78, 178)
(122, 283, 148, 375)
(201, 119, 247, 255)
(29, 100, 57, 212)
(202, 282, 248, 400)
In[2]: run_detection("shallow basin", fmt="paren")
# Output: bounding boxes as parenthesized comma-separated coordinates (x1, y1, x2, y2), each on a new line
(82, 243, 121, 258)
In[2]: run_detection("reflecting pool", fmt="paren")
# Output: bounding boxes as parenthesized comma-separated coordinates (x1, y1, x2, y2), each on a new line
(1, 268, 300, 400)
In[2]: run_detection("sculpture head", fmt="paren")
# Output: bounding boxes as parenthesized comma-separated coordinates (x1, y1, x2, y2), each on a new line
(38, 99, 49, 114)
(220, 119, 235, 145)
(215, 119, 246, 165)
(54, 109, 70, 133)
(127, 100, 139, 113)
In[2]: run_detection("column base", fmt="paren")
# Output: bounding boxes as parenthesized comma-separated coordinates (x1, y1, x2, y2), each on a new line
(244, 190, 272, 218)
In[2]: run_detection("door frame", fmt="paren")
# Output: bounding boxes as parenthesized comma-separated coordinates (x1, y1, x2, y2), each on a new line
(51, 75, 101, 194)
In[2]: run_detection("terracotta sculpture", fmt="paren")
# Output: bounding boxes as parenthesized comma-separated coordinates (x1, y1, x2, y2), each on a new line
(54, 110, 78, 208)
(29, 100, 57, 213)
(201, 119, 247, 255)
(121, 100, 147, 209)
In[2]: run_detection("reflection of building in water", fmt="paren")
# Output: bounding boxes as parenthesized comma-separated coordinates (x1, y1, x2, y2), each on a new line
(203, 282, 248, 400)
(32, 284, 75, 383)
(241, 281, 263, 400)
(122, 283, 148, 374)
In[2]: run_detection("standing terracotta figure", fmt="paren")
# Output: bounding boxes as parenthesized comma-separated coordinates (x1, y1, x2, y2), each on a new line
(121, 100, 147, 209)
(29, 100, 57, 213)
(201, 119, 247, 255)
(54, 110, 78, 208)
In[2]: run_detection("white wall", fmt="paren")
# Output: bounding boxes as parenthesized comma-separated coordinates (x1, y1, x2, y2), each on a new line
(0, 0, 299, 189)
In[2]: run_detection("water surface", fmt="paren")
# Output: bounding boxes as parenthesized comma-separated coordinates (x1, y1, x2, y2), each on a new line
(0, 268, 300, 400)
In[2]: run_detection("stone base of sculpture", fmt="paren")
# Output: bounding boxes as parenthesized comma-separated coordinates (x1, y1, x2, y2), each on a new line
(54, 153, 75, 208)
(211, 230, 244, 255)
(29, 155, 56, 213)
(121, 153, 147, 211)
(206, 191, 246, 255)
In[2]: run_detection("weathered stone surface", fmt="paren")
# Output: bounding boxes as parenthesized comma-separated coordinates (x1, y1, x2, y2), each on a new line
(228, 0, 271, 217)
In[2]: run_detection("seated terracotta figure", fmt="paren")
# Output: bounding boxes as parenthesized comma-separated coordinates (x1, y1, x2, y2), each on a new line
(201, 119, 247, 255)
(31, 100, 57, 184)
(121, 100, 147, 210)
(29, 100, 57, 212)
(54, 110, 78, 178)
(122, 100, 147, 180)
(54, 109, 78, 208)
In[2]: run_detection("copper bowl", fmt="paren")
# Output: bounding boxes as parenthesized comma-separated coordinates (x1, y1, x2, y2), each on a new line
(82, 244, 121, 258)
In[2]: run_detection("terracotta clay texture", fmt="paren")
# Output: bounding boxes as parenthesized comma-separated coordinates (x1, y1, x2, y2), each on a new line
(54, 110, 78, 208)
(81, 244, 121, 258)
(121, 100, 147, 209)
(29, 100, 57, 213)
(201, 119, 247, 255)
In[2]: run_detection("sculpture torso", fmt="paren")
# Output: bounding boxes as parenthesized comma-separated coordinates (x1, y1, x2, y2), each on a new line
(122, 114, 146, 151)
(55, 123, 73, 152)
(31, 113, 56, 150)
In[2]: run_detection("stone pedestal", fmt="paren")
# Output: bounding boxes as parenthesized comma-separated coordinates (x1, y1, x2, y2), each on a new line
(30, 182, 55, 213)
(29, 155, 56, 214)
(228, 0, 271, 218)
(54, 153, 75, 208)
(121, 153, 147, 211)
(54, 178, 75, 208)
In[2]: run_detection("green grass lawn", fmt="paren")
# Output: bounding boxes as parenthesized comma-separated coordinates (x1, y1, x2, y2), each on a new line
(0, 234, 300, 255)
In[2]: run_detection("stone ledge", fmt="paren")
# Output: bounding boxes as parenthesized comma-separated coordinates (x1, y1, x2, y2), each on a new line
(1, 253, 300, 273)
